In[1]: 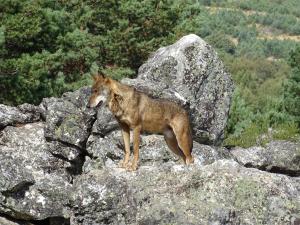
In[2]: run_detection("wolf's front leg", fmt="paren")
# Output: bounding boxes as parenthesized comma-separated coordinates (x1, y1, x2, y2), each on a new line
(119, 123, 130, 168)
(127, 126, 141, 171)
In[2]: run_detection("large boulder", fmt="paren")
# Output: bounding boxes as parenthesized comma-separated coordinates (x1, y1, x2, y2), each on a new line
(70, 170, 136, 225)
(122, 34, 234, 145)
(231, 140, 300, 176)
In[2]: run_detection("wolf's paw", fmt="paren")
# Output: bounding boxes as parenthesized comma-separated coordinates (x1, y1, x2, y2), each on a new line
(185, 156, 194, 165)
(126, 162, 138, 171)
(118, 160, 128, 168)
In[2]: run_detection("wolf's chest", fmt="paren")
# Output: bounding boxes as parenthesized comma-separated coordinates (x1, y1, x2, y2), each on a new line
(118, 114, 134, 126)
(108, 96, 135, 126)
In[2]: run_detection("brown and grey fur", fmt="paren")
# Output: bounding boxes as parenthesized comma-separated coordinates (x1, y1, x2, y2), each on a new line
(88, 73, 194, 171)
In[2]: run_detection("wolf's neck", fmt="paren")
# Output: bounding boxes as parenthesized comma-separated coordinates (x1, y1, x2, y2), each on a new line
(107, 78, 132, 96)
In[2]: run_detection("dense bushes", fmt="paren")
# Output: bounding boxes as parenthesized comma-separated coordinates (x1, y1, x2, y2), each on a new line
(0, 0, 299, 146)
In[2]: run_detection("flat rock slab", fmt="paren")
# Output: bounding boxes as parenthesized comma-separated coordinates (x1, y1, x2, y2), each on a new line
(83, 131, 230, 173)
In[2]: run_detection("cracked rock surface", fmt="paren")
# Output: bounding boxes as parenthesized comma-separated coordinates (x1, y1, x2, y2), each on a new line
(0, 34, 299, 225)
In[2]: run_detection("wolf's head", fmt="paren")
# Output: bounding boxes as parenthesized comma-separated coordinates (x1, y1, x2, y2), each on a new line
(87, 73, 109, 108)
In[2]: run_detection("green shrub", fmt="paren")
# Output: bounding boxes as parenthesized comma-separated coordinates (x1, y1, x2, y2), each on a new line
(272, 122, 300, 141)
(283, 46, 300, 126)
(206, 32, 236, 54)
(224, 122, 266, 148)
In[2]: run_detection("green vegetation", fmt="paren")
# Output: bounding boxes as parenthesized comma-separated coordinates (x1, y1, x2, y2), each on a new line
(283, 46, 300, 126)
(0, 0, 299, 146)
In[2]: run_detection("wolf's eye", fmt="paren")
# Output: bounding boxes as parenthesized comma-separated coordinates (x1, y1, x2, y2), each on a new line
(93, 90, 97, 93)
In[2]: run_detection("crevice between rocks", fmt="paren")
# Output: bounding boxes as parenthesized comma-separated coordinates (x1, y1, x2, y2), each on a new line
(1, 181, 34, 199)
(243, 163, 300, 177)
(29, 217, 70, 225)
(0, 213, 70, 225)
(228, 150, 300, 177)
(47, 112, 98, 179)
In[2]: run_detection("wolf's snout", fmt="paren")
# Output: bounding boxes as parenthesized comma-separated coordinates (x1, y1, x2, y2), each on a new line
(86, 103, 90, 108)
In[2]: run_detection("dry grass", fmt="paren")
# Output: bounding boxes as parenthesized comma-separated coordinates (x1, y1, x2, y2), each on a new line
(229, 36, 239, 46)
(205, 6, 266, 16)
(257, 34, 300, 42)
(253, 23, 300, 42)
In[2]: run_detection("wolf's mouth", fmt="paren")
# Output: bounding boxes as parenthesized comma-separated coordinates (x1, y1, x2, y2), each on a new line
(96, 100, 103, 108)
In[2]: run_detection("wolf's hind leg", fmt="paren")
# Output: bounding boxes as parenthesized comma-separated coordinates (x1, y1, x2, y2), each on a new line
(170, 118, 194, 165)
(163, 127, 186, 163)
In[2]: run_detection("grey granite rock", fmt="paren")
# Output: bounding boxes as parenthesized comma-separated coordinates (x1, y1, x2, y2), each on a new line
(91, 106, 119, 135)
(0, 103, 41, 129)
(70, 170, 136, 225)
(231, 140, 300, 176)
(0, 123, 71, 220)
(42, 86, 97, 148)
(71, 160, 300, 225)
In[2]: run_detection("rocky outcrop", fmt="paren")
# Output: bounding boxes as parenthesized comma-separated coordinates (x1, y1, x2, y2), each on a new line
(0, 34, 299, 225)
(230, 140, 300, 176)
(71, 160, 300, 225)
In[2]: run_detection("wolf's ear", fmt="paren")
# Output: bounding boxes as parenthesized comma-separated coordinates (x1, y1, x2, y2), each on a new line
(91, 73, 99, 81)
(98, 73, 106, 79)
(99, 72, 110, 84)
(91, 72, 105, 81)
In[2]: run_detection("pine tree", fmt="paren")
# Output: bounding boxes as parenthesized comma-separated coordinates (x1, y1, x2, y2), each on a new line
(283, 46, 300, 126)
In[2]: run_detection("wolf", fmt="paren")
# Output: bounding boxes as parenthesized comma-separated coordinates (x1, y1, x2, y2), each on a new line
(88, 73, 194, 171)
